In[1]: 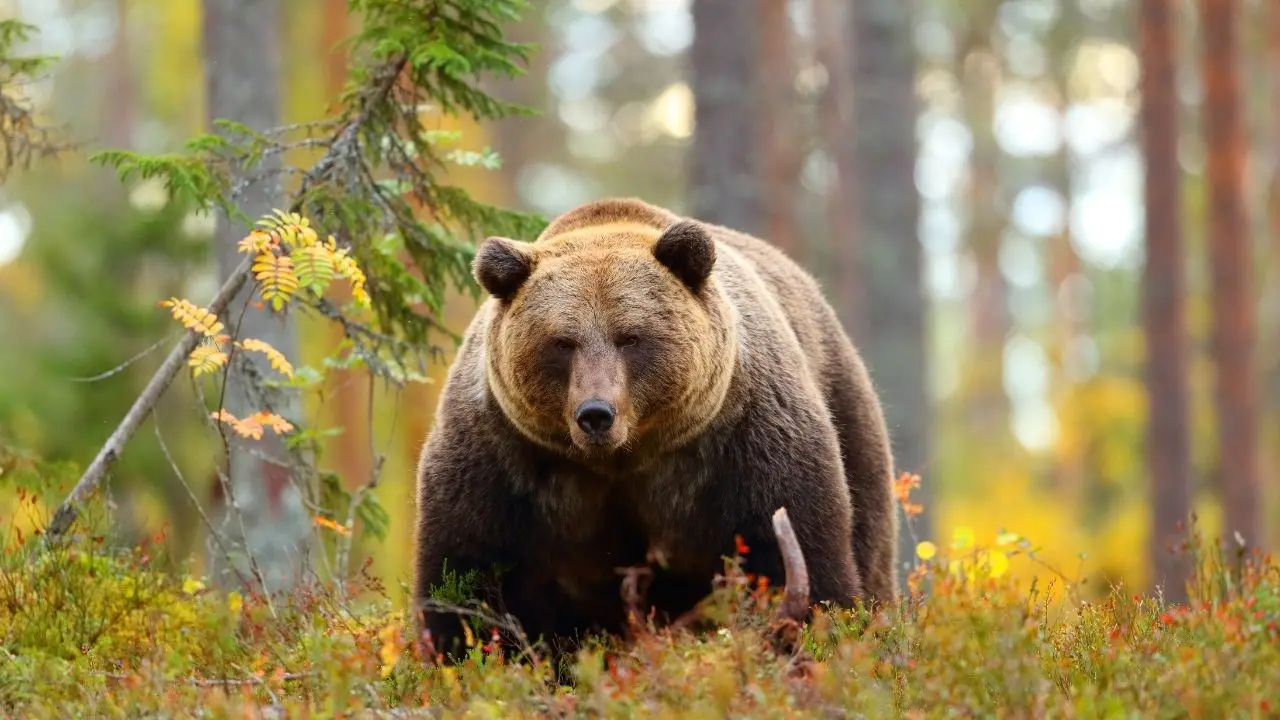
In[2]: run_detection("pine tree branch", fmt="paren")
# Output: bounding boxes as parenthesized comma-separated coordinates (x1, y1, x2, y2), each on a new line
(44, 56, 409, 543)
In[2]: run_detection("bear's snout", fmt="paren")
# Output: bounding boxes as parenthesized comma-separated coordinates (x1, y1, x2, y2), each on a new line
(574, 398, 616, 437)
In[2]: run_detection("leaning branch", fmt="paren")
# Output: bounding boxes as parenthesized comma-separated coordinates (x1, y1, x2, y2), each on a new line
(44, 56, 408, 543)
(44, 257, 251, 540)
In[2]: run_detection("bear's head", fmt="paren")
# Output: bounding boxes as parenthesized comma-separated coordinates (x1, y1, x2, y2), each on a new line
(473, 218, 738, 460)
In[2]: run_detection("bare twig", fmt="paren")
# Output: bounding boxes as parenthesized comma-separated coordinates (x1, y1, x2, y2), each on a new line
(768, 507, 812, 661)
(44, 254, 253, 542)
(94, 670, 309, 687)
(191, 374, 281, 615)
(415, 596, 537, 662)
(771, 507, 810, 623)
(152, 408, 251, 590)
(68, 332, 179, 383)
(617, 565, 654, 639)
(334, 385, 397, 590)
(43, 55, 409, 543)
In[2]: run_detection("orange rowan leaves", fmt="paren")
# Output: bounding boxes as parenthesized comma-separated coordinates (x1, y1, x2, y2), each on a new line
(313, 515, 351, 536)
(893, 471, 923, 518)
(210, 409, 295, 440)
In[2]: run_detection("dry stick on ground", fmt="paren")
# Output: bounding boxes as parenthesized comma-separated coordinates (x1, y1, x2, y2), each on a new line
(617, 565, 655, 639)
(771, 506, 810, 621)
(768, 506, 812, 660)
(44, 56, 409, 543)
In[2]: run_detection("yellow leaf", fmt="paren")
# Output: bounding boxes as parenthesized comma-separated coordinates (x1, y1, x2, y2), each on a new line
(378, 622, 403, 678)
(986, 550, 1010, 578)
(951, 526, 975, 551)
(331, 248, 370, 309)
(182, 577, 206, 595)
(188, 343, 228, 377)
(237, 229, 275, 255)
(251, 251, 298, 311)
(915, 541, 937, 561)
(292, 244, 337, 294)
(995, 532, 1020, 547)
(238, 338, 294, 378)
(227, 591, 243, 615)
(160, 298, 225, 337)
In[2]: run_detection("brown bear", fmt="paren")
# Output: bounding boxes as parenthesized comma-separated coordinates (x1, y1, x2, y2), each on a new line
(412, 197, 898, 661)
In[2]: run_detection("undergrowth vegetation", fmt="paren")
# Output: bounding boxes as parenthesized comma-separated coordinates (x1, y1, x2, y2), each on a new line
(2, 2, 1277, 717)
(3, 445, 1277, 718)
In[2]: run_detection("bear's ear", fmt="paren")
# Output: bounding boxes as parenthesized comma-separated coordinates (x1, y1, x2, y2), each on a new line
(473, 236, 534, 302)
(654, 220, 716, 292)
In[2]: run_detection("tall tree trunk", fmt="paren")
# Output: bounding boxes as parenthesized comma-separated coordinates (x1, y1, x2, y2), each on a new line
(203, 0, 310, 593)
(1048, 0, 1086, 501)
(815, 0, 854, 288)
(1198, 0, 1261, 549)
(757, 0, 801, 258)
(688, 0, 763, 234)
(847, 0, 930, 574)
(960, 26, 1010, 435)
(1138, 0, 1192, 602)
(318, 0, 373, 498)
(105, 0, 134, 150)
(1267, 0, 1280, 550)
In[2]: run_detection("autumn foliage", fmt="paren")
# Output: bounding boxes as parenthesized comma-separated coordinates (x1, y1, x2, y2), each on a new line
(3, 454, 1278, 716)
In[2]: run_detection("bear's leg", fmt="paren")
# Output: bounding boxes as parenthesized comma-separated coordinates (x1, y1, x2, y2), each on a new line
(826, 351, 900, 606)
(719, 415, 864, 610)
(735, 496, 863, 610)
(414, 546, 510, 660)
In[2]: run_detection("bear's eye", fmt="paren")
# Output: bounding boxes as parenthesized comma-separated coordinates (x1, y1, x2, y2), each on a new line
(616, 334, 639, 348)
(552, 337, 576, 352)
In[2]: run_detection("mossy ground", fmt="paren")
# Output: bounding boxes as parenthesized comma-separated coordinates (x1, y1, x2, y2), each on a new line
(2, 456, 1277, 718)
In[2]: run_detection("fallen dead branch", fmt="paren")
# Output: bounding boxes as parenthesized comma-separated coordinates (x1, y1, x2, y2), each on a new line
(771, 506, 810, 622)
(768, 506, 815, 670)
(617, 565, 655, 640)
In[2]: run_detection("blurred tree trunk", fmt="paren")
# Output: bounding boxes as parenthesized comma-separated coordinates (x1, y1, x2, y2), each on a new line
(1138, 0, 1192, 602)
(105, 0, 134, 150)
(1047, 0, 1086, 500)
(318, 0, 374, 497)
(1198, 0, 1261, 549)
(689, 0, 763, 234)
(757, 0, 802, 258)
(846, 0, 931, 573)
(960, 25, 1010, 436)
(815, 0, 853, 280)
(1268, 0, 1280, 548)
(203, 0, 310, 592)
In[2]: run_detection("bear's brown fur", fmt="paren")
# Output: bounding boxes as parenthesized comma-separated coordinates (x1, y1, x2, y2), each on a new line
(413, 197, 897, 659)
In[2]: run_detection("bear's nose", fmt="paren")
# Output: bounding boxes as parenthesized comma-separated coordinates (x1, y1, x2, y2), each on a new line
(574, 399, 615, 436)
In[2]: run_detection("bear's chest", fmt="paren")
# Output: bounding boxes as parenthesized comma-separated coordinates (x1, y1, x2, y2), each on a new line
(527, 466, 716, 578)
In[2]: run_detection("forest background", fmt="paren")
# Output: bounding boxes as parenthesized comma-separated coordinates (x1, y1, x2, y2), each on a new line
(0, 0, 1276, 613)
